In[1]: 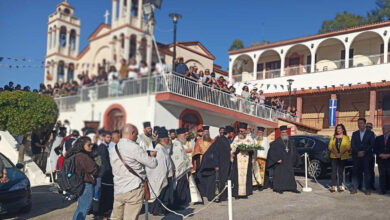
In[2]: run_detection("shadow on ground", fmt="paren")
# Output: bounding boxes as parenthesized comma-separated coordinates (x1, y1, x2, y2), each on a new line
(1, 185, 74, 220)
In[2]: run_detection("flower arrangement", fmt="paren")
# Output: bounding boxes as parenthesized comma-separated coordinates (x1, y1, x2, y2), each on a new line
(237, 143, 264, 151)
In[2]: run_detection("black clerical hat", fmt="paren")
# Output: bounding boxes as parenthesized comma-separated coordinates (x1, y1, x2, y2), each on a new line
(280, 125, 288, 131)
(143, 122, 151, 128)
(184, 128, 189, 132)
(202, 126, 209, 131)
(197, 129, 203, 132)
(257, 127, 265, 132)
(153, 126, 160, 132)
(157, 128, 169, 139)
(169, 129, 176, 134)
(59, 126, 67, 131)
(176, 128, 186, 135)
(98, 128, 105, 134)
(238, 122, 248, 129)
(225, 126, 234, 133)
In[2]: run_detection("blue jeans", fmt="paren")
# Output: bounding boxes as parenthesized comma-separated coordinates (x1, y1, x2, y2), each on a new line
(73, 183, 93, 220)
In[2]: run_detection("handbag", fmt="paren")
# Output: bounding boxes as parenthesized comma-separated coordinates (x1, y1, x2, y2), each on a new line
(115, 145, 151, 200)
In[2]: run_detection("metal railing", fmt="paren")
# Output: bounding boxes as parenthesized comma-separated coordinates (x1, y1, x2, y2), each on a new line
(285, 64, 312, 76)
(54, 73, 298, 122)
(166, 73, 297, 122)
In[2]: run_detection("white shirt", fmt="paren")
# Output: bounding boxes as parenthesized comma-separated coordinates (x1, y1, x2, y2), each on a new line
(108, 71, 118, 82)
(128, 64, 138, 79)
(109, 139, 158, 195)
(139, 66, 149, 77)
(360, 129, 366, 141)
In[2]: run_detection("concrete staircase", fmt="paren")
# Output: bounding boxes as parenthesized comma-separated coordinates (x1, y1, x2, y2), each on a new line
(0, 130, 50, 186)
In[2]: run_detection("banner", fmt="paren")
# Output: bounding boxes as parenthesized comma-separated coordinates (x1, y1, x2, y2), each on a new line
(329, 99, 337, 127)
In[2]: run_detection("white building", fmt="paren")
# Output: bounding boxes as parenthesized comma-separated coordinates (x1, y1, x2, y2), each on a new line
(228, 21, 390, 133)
(49, 1, 300, 139)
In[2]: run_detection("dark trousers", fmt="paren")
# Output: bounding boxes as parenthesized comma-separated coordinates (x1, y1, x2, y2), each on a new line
(369, 155, 376, 188)
(331, 158, 345, 186)
(378, 159, 390, 192)
(352, 154, 372, 190)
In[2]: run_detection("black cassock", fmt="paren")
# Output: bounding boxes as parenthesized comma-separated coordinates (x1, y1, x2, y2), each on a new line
(197, 136, 231, 201)
(267, 138, 301, 192)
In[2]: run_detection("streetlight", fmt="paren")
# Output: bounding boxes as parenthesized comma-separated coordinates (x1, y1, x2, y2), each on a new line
(287, 79, 294, 108)
(169, 13, 182, 72)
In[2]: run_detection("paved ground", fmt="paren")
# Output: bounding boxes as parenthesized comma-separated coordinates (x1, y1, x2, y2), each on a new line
(3, 176, 390, 220)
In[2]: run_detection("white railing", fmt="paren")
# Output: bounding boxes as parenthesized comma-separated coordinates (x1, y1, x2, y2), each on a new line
(54, 73, 297, 122)
(349, 54, 384, 67)
(315, 59, 345, 72)
(166, 73, 296, 122)
(285, 64, 312, 76)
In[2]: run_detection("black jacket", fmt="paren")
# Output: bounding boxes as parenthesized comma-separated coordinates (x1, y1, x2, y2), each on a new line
(350, 129, 375, 157)
(374, 135, 390, 162)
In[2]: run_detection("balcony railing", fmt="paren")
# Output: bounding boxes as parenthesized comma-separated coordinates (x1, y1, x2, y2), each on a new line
(55, 73, 298, 123)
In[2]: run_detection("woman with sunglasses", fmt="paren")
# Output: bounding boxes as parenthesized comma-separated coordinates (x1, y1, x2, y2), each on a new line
(66, 137, 99, 220)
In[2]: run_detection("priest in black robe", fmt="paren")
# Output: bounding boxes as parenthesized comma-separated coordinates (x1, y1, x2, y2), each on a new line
(267, 125, 301, 194)
(197, 125, 234, 201)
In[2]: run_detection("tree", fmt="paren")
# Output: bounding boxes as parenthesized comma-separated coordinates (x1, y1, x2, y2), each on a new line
(0, 91, 58, 162)
(367, 0, 390, 22)
(319, 11, 366, 33)
(229, 39, 244, 51)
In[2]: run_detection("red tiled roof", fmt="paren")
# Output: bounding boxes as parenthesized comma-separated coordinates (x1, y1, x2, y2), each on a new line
(228, 20, 390, 55)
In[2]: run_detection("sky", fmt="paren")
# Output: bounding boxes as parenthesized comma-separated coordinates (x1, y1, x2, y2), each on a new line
(0, 0, 378, 89)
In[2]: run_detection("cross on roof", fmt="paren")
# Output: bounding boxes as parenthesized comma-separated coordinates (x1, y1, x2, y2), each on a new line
(104, 10, 110, 24)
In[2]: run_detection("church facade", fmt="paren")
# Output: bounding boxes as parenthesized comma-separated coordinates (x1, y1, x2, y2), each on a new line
(49, 1, 299, 140)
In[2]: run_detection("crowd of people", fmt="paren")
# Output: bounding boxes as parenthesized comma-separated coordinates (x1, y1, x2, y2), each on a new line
(1, 117, 390, 220)
(34, 120, 303, 220)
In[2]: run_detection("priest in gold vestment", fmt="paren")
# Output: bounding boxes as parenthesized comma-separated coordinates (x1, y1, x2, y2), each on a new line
(252, 126, 270, 189)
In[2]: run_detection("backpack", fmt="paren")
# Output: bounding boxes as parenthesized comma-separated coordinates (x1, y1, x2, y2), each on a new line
(57, 153, 84, 197)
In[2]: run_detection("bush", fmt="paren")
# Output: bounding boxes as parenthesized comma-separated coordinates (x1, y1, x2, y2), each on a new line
(0, 91, 59, 136)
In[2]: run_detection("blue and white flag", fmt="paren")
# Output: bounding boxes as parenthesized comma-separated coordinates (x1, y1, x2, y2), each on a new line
(329, 99, 337, 127)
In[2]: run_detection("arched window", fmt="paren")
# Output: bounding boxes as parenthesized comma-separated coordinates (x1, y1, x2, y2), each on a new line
(120, 33, 125, 49)
(104, 104, 127, 131)
(64, 8, 71, 15)
(179, 109, 203, 134)
(68, 63, 74, 82)
(140, 37, 147, 61)
(129, 35, 137, 59)
(57, 61, 65, 82)
(131, 0, 138, 16)
(113, 36, 118, 61)
(60, 26, 67, 47)
(69, 29, 76, 50)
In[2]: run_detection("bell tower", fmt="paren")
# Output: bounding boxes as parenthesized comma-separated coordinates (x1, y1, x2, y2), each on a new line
(44, 1, 81, 85)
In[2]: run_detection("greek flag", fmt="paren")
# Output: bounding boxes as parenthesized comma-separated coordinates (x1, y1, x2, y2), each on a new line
(329, 99, 337, 127)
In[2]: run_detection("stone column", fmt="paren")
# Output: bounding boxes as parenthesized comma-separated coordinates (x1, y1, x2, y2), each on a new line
(310, 51, 315, 73)
(228, 58, 233, 83)
(369, 90, 377, 126)
(137, 0, 143, 28)
(345, 44, 350, 68)
(64, 64, 69, 83)
(119, 0, 123, 19)
(253, 58, 257, 80)
(126, 0, 131, 22)
(297, 96, 303, 122)
(75, 34, 80, 54)
(67, 31, 72, 56)
(56, 28, 60, 53)
(136, 37, 142, 64)
(124, 36, 130, 61)
(47, 29, 51, 51)
(280, 53, 286, 77)
(112, 0, 118, 26)
(384, 40, 389, 64)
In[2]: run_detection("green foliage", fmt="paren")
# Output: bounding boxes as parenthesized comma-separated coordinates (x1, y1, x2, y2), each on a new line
(0, 91, 59, 136)
(319, 11, 366, 34)
(229, 39, 244, 51)
(319, 1, 390, 33)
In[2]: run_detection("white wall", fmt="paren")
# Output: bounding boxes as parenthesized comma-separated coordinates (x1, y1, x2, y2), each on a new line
(234, 62, 390, 94)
